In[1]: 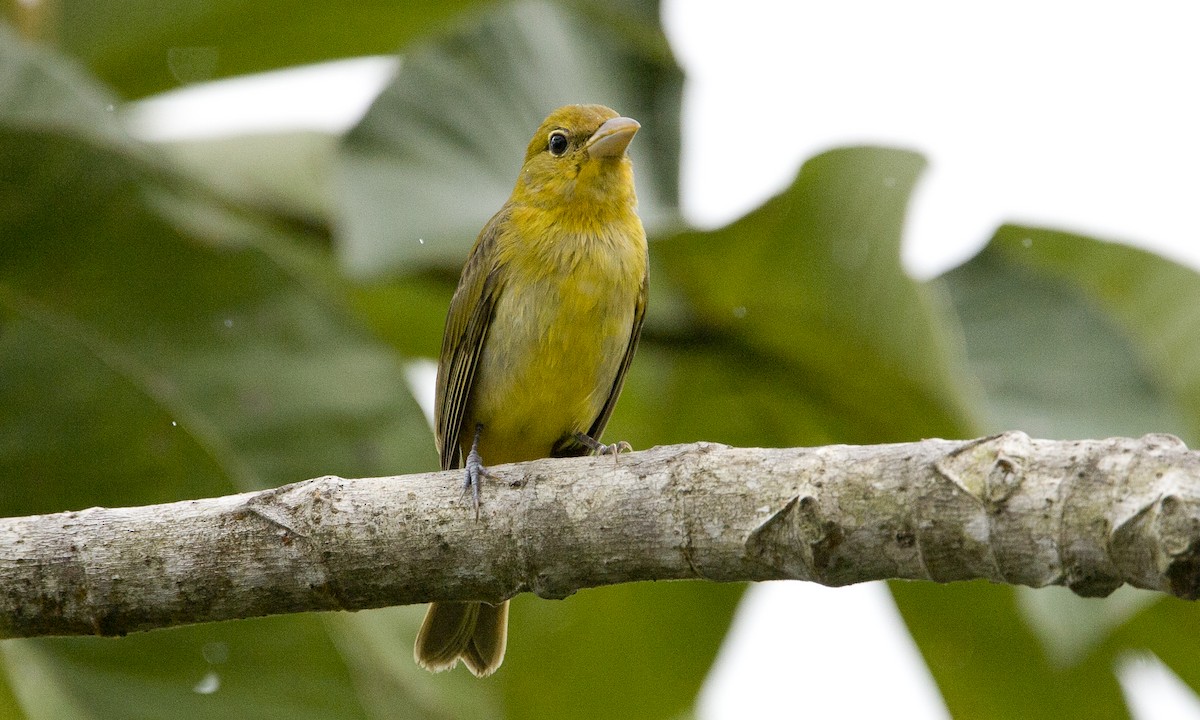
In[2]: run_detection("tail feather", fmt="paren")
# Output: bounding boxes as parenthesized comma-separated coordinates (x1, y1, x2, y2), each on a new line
(415, 600, 509, 677)
(461, 600, 509, 677)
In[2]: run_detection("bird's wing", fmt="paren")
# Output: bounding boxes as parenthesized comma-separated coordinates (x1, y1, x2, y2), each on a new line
(576, 266, 649, 448)
(435, 211, 508, 471)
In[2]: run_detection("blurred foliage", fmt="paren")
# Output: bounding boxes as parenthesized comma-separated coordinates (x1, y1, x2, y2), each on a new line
(3, 1, 1200, 718)
(649, 147, 976, 446)
(337, 0, 682, 277)
(4, 0, 485, 100)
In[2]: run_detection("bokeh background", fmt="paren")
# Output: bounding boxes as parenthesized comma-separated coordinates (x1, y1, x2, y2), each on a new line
(4, 1, 1200, 717)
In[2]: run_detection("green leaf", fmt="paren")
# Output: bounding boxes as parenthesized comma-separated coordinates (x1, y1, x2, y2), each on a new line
(336, 0, 682, 278)
(0, 24, 128, 148)
(0, 30, 436, 506)
(941, 227, 1191, 440)
(1015, 585, 1160, 668)
(502, 583, 744, 720)
(649, 147, 979, 445)
(892, 582, 1129, 720)
(7, 0, 484, 100)
(326, 609, 503, 720)
(1, 617, 370, 720)
(0, 667, 28, 720)
(610, 344, 855, 448)
(1112, 597, 1200, 694)
(153, 131, 340, 227)
(347, 275, 457, 359)
(0, 28, 446, 719)
(0, 131, 436, 509)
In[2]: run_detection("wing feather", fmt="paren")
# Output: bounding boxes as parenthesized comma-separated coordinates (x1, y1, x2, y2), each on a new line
(434, 211, 508, 471)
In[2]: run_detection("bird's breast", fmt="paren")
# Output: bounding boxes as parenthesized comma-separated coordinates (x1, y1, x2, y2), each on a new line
(467, 224, 645, 464)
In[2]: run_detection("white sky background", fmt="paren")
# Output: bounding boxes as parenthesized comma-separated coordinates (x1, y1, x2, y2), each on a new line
(129, 1, 1200, 717)
(665, 0, 1200, 279)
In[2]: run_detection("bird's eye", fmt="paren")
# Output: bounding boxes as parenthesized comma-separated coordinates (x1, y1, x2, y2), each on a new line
(548, 131, 569, 156)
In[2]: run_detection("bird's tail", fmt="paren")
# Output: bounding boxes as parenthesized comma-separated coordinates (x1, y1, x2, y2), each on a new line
(414, 600, 509, 677)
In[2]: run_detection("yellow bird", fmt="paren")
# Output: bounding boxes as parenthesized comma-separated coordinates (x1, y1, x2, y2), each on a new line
(414, 104, 649, 677)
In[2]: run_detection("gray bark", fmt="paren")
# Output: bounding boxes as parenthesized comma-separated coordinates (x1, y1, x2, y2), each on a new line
(2, 432, 1198, 639)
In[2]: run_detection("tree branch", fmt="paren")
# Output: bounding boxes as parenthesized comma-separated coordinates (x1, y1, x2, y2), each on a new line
(3, 432, 1199, 639)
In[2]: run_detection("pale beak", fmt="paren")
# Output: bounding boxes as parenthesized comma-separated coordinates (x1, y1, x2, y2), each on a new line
(586, 116, 640, 158)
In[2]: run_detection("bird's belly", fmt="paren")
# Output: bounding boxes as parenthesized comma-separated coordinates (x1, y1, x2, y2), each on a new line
(467, 269, 637, 464)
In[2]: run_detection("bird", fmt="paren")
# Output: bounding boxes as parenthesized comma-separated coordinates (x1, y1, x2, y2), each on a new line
(413, 104, 649, 677)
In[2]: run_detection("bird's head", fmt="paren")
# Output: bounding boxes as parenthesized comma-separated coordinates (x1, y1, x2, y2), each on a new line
(511, 104, 640, 216)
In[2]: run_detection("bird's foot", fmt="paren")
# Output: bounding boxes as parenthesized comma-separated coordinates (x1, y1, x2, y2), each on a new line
(573, 432, 633, 464)
(463, 424, 496, 520)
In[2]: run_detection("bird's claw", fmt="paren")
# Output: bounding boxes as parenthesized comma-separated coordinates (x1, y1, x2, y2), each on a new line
(463, 429, 496, 520)
(597, 440, 632, 464)
(573, 432, 633, 464)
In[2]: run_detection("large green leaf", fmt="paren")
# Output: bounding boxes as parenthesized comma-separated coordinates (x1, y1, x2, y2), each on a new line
(648, 147, 979, 445)
(1, 617, 370, 720)
(1015, 585, 1160, 668)
(0, 29, 447, 719)
(0, 664, 27, 720)
(0, 23, 128, 148)
(0, 130, 435, 509)
(503, 583, 744, 720)
(4, 0, 483, 100)
(892, 581, 1129, 720)
(1113, 596, 1200, 694)
(152, 131, 340, 228)
(336, 0, 682, 278)
(326, 608, 503, 720)
(941, 227, 1191, 441)
(610, 345, 858, 449)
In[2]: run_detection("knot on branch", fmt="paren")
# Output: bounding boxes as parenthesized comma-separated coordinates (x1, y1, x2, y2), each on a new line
(1072, 433, 1194, 598)
(745, 495, 842, 582)
(933, 431, 1031, 513)
(1155, 494, 1200, 599)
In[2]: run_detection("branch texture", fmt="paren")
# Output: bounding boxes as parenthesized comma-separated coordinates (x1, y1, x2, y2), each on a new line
(3, 433, 1199, 639)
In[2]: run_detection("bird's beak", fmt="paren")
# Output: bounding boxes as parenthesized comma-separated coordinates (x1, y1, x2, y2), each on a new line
(586, 116, 640, 158)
